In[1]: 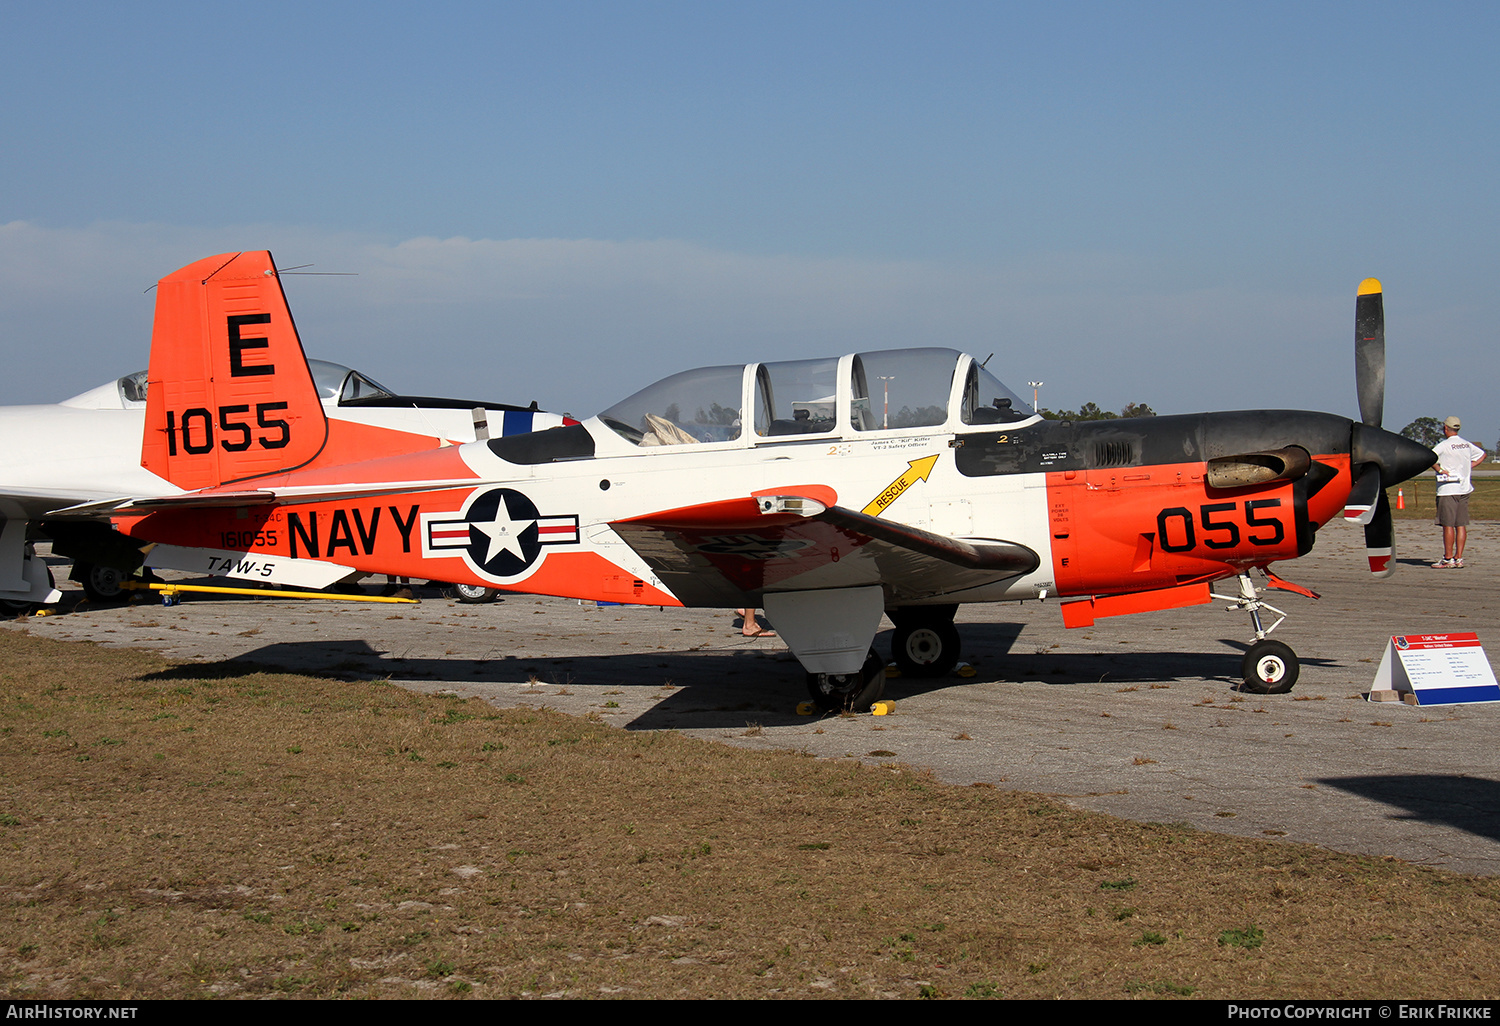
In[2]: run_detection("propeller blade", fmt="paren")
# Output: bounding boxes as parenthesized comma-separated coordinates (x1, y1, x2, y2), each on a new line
(1363, 489, 1395, 577)
(1343, 462, 1382, 526)
(1355, 277, 1385, 428)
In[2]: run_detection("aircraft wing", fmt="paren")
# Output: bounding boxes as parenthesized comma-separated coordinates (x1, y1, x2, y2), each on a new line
(609, 488, 1039, 607)
(0, 487, 138, 520)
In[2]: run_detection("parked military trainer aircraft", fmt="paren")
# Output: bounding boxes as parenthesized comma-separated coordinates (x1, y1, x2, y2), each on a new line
(0, 254, 569, 606)
(58, 253, 1432, 707)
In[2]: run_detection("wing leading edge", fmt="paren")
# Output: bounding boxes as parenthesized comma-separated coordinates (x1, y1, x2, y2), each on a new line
(609, 488, 1039, 607)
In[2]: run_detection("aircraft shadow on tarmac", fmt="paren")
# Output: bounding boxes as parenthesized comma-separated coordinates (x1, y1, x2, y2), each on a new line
(132, 624, 1333, 732)
(1318, 774, 1500, 845)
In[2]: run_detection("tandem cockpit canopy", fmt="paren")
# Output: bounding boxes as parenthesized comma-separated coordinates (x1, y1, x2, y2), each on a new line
(596, 348, 1031, 448)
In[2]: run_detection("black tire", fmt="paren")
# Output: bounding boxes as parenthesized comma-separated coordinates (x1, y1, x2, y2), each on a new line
(77, 562, 127, 603)
(454, 582, 500, 604)
(1241, 639, 1299, 694)
(891, 618, 961, 677)
(805, 648, 886, 713)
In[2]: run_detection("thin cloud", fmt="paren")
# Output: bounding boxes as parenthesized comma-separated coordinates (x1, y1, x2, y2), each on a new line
(0, 221, 1468, 442)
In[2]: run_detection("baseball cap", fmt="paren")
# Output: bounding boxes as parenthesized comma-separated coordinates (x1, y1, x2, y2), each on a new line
(1444, 416, 1461, 430)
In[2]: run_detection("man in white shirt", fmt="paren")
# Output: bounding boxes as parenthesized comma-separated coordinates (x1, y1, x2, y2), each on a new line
(1431, 415, 1487, 568)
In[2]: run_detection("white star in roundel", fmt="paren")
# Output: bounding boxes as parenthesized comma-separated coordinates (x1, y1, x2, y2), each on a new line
(469, 506, 537, 566)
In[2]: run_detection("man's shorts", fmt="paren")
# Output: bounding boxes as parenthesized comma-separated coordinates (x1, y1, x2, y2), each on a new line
(1437, 493, 1471, 527)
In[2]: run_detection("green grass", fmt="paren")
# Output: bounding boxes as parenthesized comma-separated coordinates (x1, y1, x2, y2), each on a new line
(1389, 475, 1500, 521)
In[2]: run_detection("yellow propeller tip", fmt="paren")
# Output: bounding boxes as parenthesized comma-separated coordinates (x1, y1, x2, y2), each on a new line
(1358, 277, 1383, 295)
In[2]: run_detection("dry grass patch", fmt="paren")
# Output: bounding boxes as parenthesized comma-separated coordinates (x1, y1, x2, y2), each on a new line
(2, 630, 1500, 999)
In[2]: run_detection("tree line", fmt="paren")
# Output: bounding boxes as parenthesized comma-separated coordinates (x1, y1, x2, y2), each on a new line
(1038, 402, 1157, 421)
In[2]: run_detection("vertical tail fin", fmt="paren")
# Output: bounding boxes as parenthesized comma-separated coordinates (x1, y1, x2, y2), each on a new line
(142, 251, 329, 490)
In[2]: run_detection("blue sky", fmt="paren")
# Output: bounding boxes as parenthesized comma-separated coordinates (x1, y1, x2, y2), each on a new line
(1, 1, 1495, 444)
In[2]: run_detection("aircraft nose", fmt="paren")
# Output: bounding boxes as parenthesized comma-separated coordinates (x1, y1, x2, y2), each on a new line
(1351, 423, 1435, 487)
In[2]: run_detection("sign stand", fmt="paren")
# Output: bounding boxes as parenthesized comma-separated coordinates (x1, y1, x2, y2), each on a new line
(1367, 633, 1500, 705)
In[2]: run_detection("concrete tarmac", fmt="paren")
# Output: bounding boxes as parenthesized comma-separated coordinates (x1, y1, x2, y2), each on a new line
(9, 522, 1500, 875)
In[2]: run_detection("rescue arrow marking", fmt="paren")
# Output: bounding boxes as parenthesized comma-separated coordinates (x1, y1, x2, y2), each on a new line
(861, 454, 940, 517)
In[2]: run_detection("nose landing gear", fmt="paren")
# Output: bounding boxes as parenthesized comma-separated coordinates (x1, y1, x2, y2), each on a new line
(1213, 571, 1302, 694)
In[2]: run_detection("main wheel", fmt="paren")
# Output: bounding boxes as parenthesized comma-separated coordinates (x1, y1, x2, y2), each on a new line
(454, 582, 500, 604)
(805, 648, 886, 712)
(891, 618, 961, 677)
(76, 562, 127, 603)
(1241, 639, 1299, 694)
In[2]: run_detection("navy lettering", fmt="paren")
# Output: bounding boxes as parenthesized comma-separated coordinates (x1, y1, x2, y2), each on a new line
(288, 512, 319, 558)
(389, 505, 419, 553)
(326, 510, 357, 556)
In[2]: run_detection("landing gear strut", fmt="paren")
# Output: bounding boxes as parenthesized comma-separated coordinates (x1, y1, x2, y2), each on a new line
(888, 605, 960, 677)
(1213, 571, 1300, 694)
(805, 648, 885, 712)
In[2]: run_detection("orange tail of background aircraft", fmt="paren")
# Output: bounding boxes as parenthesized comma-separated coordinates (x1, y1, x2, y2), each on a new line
(142, 251, 329, 491)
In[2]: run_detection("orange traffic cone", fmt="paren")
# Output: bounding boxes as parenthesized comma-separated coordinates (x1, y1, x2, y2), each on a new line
(1398, 488, 1405, 510)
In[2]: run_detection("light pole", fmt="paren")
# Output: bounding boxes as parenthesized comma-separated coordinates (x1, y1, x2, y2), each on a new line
(1027, 381, 1043, 415)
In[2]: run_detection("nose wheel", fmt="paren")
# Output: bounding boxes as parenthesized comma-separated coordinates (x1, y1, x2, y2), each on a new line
(1242, 638, 1299, 694)
(805, 648, 886, 712)
(1213, 571, 1302, 694)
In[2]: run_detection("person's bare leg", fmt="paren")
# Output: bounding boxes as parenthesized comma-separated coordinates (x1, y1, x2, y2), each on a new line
(737, 608, 775, 637)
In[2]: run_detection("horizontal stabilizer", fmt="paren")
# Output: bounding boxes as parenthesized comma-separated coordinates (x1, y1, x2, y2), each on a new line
(145, 544, 356, 590)
(46, 477, 483, 519)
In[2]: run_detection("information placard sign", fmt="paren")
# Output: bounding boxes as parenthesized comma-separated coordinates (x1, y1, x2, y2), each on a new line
(1368, 633, 1500, 705)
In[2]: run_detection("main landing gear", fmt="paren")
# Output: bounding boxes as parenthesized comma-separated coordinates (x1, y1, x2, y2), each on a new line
(71, 562, 159, 604)
(802, 605, 963, 710)
(453, 582, 500, 604)
(1213, 571, 1300, 694)
(73, 561, 126, 603)
(805, 648, 887, 713)
(766, 588, 969, 713)
(887, 604, 960, 678)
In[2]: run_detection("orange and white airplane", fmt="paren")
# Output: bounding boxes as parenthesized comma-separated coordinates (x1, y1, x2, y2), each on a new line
(60, 252, 1433, 708)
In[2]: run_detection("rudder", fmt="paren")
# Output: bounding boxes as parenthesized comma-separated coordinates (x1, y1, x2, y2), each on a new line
(142, 251, 329, 490)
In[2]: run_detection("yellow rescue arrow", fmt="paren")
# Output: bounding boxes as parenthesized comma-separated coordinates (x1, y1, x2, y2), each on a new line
(861, 454, 940, 517)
